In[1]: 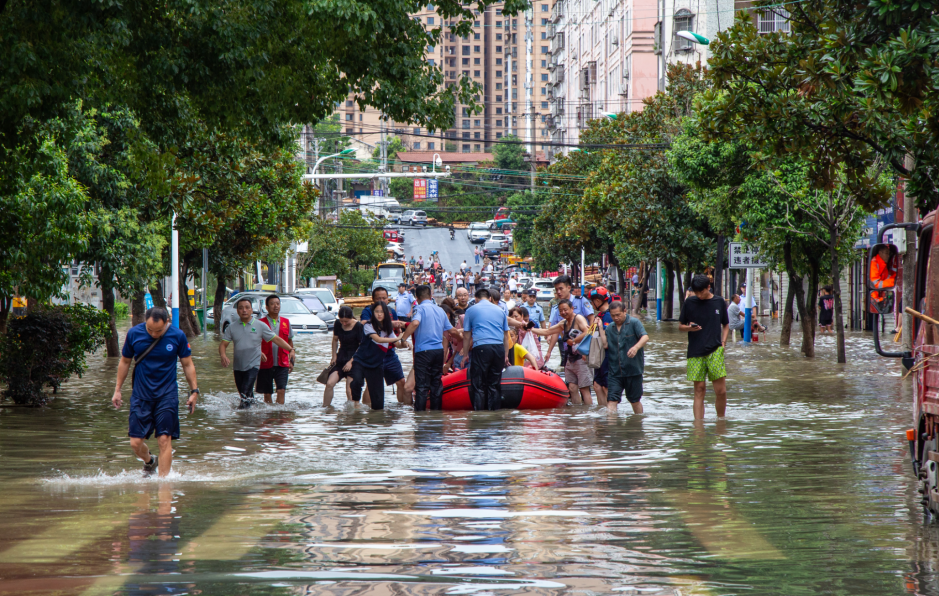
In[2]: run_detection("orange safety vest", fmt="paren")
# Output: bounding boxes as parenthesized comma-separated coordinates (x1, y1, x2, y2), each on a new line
(870, 254, 895, 290)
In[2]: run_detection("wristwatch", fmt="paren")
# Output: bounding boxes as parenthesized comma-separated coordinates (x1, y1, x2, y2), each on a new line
(190, 388, 200, 396)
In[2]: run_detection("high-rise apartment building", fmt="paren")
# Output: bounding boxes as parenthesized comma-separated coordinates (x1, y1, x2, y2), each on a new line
(546, 0, 658, 155)
(652, 0, 735, 91)
(338, 3, 553, 156)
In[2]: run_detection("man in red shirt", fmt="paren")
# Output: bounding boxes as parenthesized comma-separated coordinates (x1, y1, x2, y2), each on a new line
(257, 295, 296, 404)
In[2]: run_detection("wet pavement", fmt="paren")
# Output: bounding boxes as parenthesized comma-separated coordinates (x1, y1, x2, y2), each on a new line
(0, 318, 932, 595)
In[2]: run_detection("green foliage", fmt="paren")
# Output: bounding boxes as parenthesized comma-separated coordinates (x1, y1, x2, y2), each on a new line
(389, 177, 415, 202)
(113, 302, 129, 319)
(0, 113, 90, 321)
(701, 0, 931, 210)
(0, 305, 110, 405)
(507, 190, 548, 259)
(373, 136, 407, 162)
(298, 211, 386, 280)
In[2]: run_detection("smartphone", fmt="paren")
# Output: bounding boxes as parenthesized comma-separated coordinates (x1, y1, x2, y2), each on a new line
(691, 323, 702, 329)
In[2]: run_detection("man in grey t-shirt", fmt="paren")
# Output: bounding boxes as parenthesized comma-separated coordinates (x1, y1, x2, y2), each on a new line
(727, 294, 746, 331)
(220, 297, 294, 408)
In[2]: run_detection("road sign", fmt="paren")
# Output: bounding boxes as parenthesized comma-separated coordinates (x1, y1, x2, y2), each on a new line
(413, 179, 427, 201)
(428, 179, 438, 202)
(728, 242, 768, 268)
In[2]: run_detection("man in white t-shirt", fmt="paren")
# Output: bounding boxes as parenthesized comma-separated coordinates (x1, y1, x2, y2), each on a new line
(460, 260, 468, 274)
(507, 275, 518, 293)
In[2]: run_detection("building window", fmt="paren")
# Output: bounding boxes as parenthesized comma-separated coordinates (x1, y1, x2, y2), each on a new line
(413, 142, 421, 149)
(462, 70, 469, 77)
(463, 119, 470, 127)
(462, 132, 470, 139)
(496, 70, 502, 77)
(512, 19, 517, 28)
(462, 107, 469, 117)
(474, 45, 480, 52)
(346, 100, 353, 107)
(474, 132, 481, 139)
(540, 87, 546, 95)
(496, 107, 502, 114)
(496, 94, 502, 101)
(427, 17, 434, 24)
(496, 33, 502, 40)
(475, 144, 481, 151)
(359, 114, 363, 121)
(463, 45, 470, 54)
(413, 127, 420, 134)
(474, 57, 480, 64)
(759, 9, 790, 33)
(427, 45, 435, 52)
(346, 127, 354, 134)
(403, 165, 410, 172)
(541, 73, 548, 81)
(541, 4, 548, 10)
(428, 142, 435, 150)
(496, 20, 502, 27)
(541, 101, 548, 108)
(496, 46, 502, 52)
(496, 132, 503, 138)
(674, 10, 694, 50)
(462, 57, 469, 65)
(474, 20, 480, 26)
(474, 119, 481, 127)
(541, 18, 548, 25)
(428, 58, 435, 66)
(496, 119, 502, 126)
(541, 60, 547, 67)
(474, 32, 480, 40)
(474, 70, 481, 76)
(541, 32, 546, 39)
(463, 144, 471, 151)
(496, 58, 502, 65)
(346, 114, 353, 120)
(496, 82, 502, 90)
(541, 45, 548, 53)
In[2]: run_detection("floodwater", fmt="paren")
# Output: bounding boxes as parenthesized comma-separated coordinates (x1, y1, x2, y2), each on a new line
(0, 318, 933, 595)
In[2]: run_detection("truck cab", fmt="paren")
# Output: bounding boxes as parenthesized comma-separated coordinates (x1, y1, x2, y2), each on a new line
(872, 209, 939, 514)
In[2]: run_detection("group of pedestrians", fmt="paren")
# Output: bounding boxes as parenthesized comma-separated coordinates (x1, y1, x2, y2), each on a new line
(110, 270, 730, 478)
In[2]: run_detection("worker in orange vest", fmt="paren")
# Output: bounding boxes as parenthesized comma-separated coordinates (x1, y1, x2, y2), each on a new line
(870, 245, 896, 311)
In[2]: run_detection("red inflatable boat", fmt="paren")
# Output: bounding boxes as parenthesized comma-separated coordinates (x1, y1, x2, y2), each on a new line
(441, 366, 569, 410)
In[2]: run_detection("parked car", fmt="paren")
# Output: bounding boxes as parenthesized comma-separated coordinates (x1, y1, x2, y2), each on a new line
(295, 287, 342, 312)
(219, 292, 327, 334)
(292, 294, 337, 330)
(400, 210, 428, 226)
(383, 229, 405, 243)
(467, 222, 490, 243)
(530, 278, 556, 301)
(487, 233, 507, 243)
(482, 240, 504, 260)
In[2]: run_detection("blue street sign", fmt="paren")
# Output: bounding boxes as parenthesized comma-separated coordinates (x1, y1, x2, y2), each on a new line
(428, 179, 438, 201)
(144, 292, 154, 309)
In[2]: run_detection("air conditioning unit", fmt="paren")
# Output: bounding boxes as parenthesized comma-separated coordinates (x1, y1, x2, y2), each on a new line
(611, 34, 619, 46)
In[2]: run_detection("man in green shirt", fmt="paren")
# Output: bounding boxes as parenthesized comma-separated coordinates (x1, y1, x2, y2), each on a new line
(599, 301, 649, 413)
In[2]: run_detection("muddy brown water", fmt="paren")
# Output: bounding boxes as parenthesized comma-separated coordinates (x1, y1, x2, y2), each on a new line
(0, 318, 933, 595)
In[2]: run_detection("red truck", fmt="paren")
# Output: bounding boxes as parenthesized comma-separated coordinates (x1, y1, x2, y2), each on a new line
(873, 210, 939, 514)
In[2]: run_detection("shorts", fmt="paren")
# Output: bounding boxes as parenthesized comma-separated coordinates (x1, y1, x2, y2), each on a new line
(564, 358, 594, 388)
(382, 353, 406, 386)
(608, 375, 643, 403)
(128, 396, 180, 440)
(593, 357, 609, 388)
(256, 366, 289, 394)
(334, 358, 353, 380)
(819, 315, 833, 327)
(687, 347, 726, 383)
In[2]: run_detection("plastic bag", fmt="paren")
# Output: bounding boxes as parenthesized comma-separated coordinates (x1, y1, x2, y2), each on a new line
(586, 326, 604, 369)
(520, 330, 544, 369)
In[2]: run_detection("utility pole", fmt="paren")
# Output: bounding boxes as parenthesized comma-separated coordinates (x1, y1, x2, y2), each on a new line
(525, 6, 534, 191)
(379, 118, 388, 196)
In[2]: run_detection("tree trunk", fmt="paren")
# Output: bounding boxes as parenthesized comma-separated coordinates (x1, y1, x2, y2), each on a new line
(0, 297, 10, 334)
(676, 263, 686, 313)
(780, 274, 796, 346)
(803, 259, 820, 357)
(151, 279, 167, 309)
(131, 291, 146, 326)
(213, 272, 228, 335)
(100, 276, 120, 357)
(830, 231, 847, 364)
(783, 241, 812, 356)
(177, 259, 200, 338)
(664, 261, 675, 319)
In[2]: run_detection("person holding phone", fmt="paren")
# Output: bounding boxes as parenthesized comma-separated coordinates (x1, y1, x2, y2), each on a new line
(679, 274, 730, 420)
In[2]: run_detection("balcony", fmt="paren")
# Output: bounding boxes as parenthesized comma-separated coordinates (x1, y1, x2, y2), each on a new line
(550, 32, 565, 54)
(550, 69, 565, 86)
(550, 2, 563, 23)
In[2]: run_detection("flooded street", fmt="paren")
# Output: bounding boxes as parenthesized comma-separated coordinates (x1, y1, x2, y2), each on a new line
(0, 319, 930, 595)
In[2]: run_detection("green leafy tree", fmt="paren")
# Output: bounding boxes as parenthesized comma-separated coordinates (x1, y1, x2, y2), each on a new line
(701, 0, 933, 211)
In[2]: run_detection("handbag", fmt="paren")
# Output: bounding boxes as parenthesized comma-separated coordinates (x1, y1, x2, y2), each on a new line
(575, 322, 595, 357)
(586, 325, 604, 369)
(316, 363, 336, 385)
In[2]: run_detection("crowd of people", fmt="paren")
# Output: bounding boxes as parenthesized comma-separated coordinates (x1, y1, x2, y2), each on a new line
(110, 251, 734, 477)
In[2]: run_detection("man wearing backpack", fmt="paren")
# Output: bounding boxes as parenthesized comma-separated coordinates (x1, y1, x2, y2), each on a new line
(112, 307, 199, 477)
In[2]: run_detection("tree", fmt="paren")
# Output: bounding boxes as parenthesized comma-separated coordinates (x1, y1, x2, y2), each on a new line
(297, 211, 386, 282)
(492, 134, 528, 187)
(0, 114, 89, 333)
(701, 0, 933, 211)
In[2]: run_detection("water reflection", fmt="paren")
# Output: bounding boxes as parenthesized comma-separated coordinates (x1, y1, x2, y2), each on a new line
(0, 320, 932, 594)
